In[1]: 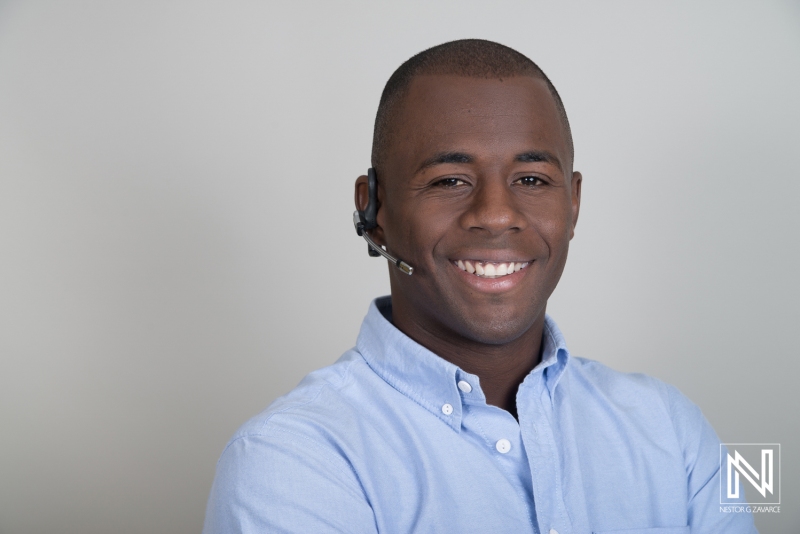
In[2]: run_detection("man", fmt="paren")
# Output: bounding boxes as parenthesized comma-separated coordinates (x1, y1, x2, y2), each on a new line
(204, 40, 756, 533)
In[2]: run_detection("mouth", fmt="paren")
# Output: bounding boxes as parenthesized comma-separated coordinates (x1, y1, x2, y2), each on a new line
(453, 259, 530, 279)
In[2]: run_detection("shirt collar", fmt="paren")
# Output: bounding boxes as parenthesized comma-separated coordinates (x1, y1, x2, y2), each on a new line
(356, 296, 571, 428)
(537, 311, 571, 400)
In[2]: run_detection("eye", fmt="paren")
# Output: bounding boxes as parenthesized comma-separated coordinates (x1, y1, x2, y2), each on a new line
(432, 177, 467, 187)
(515, 175, 545, 186)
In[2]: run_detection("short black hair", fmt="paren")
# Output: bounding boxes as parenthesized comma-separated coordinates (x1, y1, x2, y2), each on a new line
(371, 39, 573, 172)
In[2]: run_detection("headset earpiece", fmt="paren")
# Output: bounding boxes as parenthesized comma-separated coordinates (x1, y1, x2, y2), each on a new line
(364, 168, 378, 230)
(352, 168, 414, 274)
(356, 168, 380, 256)
(356, 168, 379, 230)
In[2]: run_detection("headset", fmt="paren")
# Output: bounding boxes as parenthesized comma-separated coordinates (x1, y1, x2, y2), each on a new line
(353, 168, 414, 275)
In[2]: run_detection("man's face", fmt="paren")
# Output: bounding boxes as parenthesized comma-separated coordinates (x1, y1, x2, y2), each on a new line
(361, 74, 580, 346)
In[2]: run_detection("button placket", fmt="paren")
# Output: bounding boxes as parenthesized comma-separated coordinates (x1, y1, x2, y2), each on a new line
(521, 375, 570, 534)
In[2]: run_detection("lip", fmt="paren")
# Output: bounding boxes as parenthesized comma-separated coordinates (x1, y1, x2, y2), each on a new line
(449, 258, 530, 293)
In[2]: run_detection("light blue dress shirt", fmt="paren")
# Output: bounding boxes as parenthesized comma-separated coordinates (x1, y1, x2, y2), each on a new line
(204, 297, 756, 533)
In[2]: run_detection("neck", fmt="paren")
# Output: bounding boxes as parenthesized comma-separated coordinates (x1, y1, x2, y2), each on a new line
(391, 302, 545, 417)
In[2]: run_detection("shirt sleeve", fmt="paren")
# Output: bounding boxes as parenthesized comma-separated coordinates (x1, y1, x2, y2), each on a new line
(202, 428, 378, 534)
(665, 384, 758, 534)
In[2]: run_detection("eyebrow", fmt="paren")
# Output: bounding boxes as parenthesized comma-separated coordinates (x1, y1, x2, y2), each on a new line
(416, 149, 563, 174)
(416, 151, 473, 174)
(516, 150, 562, 171)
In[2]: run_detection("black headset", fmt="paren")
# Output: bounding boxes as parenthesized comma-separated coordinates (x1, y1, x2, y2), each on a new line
(353, 168, 414, 275)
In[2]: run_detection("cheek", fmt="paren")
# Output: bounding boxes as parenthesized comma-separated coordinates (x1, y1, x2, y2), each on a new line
(381, 199, 419, 249)
(405, 206, 453, 254)
(534, 199, 574, 242)
(538, 218, 570, 247)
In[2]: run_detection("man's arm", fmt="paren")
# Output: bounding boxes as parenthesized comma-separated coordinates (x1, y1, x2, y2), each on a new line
(665, 384, 758, 533)
(203, 428, 378, 534)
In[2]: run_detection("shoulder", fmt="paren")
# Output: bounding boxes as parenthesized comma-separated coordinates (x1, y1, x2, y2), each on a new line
(564, 356, 711, 454)
(226, 350, 371, 449)
(564, 356, 723, 484)
(208, 350, 377, 509)
(567, 356, 696, 416)
(204, 351, 380, 533)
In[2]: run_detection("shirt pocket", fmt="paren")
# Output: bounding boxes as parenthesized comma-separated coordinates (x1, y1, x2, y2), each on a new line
(592, 528, 690, 534)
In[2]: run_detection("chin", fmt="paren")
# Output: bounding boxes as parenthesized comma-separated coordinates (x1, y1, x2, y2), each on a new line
(451, 307, 541, 346)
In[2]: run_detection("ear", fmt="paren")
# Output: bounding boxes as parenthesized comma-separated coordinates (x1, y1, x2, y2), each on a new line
(354, 174, 370, 213)
(569, 171, 582, 240)
(354, 174, 387, 245)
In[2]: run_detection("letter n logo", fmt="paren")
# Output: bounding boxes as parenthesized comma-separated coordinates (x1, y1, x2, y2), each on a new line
(720, 443, 780, 505)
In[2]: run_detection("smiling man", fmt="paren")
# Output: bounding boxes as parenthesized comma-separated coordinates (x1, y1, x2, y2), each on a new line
(204, 40, 756, 533)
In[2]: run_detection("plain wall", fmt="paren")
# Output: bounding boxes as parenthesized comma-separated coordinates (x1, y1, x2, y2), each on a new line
(1, 1, 798, 532)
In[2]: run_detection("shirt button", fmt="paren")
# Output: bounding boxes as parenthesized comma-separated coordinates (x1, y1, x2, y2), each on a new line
(457, 380, 472, 393)
(495, 438, 511, 454)
(441, 403, 453, 415)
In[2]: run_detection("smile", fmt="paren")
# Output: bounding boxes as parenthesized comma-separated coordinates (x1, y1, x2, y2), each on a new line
(453, 259, 530, 279)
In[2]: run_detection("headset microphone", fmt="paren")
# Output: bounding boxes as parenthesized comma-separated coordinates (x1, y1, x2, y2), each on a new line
(353, 168, 414, 275)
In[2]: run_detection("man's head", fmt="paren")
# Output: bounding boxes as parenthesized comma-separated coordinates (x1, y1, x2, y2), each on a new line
(371, 39, 573, 174)
(355, 39, 581, 351)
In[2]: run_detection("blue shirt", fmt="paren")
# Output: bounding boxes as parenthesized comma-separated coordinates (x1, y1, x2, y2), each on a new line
(204, 297, 756, 533)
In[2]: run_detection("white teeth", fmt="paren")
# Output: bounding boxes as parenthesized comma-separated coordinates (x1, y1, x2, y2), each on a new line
(455, 260, 529, 278)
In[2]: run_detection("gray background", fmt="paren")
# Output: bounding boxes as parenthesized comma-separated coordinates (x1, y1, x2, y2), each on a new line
(1, 1, 798, 532)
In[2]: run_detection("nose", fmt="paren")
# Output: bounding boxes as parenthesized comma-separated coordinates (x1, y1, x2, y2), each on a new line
(461, 175, 526, 236)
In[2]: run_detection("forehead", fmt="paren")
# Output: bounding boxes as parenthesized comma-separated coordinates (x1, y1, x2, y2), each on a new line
(388, 74, 570, 174)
